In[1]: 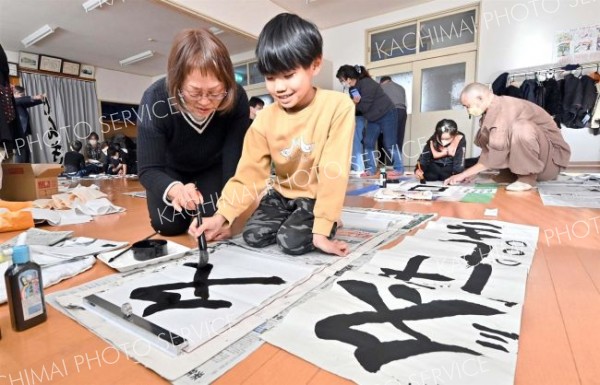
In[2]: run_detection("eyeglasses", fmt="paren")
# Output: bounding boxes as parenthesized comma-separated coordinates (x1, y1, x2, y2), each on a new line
(178, 88, 228, 102)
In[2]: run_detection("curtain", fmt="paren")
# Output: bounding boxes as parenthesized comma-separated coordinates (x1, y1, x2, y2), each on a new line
(21, 72, 101, 164)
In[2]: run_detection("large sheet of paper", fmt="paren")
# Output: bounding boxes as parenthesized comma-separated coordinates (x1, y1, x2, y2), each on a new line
(93, 247, 316, 352)
(263, 218, 539, 385)
(263, 271, 520, 385)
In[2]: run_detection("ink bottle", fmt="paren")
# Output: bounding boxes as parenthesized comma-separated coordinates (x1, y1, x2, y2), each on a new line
(379, 167, 387, 188)
(4, 245, 47, 331)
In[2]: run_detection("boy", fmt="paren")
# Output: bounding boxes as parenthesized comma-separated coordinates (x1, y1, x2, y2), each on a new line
(189, 13, 355, 256)
(63, 140, 86, 177)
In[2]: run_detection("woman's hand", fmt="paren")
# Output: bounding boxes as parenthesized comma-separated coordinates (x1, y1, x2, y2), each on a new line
(167, 183, 202, 212)
(352, 95, 361, 104)
(188, 214, 230, 241)
(444, 173, 466, 185)
(313, 234, 349, 257)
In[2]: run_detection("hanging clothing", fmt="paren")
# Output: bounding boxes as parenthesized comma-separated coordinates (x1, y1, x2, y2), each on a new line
(542, 78, 562, 127)
(561, 74, 584, 127)
(520, 79, 541, 105)
(591, 83, 600, 135)
(574, 75, 598, 128)
(491, 72, 509, 96)
(505, 84, 523, 99)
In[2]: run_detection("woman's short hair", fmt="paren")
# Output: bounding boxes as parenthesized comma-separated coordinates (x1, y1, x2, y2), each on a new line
(167, 29, 237, 114)
(255, 13, 322, 75)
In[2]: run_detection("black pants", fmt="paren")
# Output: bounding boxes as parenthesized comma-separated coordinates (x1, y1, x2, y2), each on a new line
(146, 166, 223, 236)
(424, 162, 454, 182)
(242, 190, 336, 255)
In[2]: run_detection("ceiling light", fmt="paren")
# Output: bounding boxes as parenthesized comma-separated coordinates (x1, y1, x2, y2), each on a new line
(209, 27, 224, 35)
(119, 50, 154, 66)
(82, 0, 109, 12)
(21, 24, 56, 48)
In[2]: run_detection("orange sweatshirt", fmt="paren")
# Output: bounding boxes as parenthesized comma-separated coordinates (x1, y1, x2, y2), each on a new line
(217, 88, 355, 236)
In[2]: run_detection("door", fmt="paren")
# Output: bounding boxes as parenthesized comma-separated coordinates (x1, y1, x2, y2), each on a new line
(410, 51, 477, 167)
(369, 63, 413, 167)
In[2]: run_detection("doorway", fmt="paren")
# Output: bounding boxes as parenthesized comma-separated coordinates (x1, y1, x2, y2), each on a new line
(371, 51, 477, 168)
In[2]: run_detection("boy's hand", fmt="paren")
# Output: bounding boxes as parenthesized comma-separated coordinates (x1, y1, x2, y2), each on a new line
(168, 183, 203, 212)
(313, 234, 349, 257)
(188, 214, 230, 241)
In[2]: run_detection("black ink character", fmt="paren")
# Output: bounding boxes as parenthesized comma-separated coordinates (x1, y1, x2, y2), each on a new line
(473, 323, 519, 353)
(380, 255, 492, 296)
(315, 280, 504, 373)
(130, 263, 285, 316)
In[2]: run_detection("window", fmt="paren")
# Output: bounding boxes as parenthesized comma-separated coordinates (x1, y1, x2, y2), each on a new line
(420, 63, 466, 112)
(420, 10, 476, 52)
(234, 61, 264, 86)
(368, 8, 478, 65)
(370, 24, 417, 62)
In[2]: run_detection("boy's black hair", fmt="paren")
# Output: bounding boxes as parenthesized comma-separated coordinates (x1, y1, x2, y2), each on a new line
(14, 86, 25, 94)
(256, 13, 322, 75)
(379, 76, 392, 83)
(108, 148, 120, 157)
(248, 96, 265, 108)
(71, 140, 82, 152)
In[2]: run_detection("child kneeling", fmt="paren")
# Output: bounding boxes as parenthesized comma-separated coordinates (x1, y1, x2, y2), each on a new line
(416, 119, 466, 182)
(189, 13, 354, 256)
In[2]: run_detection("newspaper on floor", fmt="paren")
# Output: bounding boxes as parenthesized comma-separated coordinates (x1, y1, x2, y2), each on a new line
(46, 208, 435, 383)
(538, 173, 600, 208)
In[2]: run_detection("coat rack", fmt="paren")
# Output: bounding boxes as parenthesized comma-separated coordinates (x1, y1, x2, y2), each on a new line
(508, 61, 600, 81)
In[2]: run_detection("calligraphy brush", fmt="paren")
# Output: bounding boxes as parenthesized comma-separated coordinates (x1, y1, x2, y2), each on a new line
(196, 206, 209, 268)
(108, 231, 157, 263)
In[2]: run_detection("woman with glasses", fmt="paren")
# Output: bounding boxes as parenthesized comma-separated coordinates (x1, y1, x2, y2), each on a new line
(137, 29, 249, 236)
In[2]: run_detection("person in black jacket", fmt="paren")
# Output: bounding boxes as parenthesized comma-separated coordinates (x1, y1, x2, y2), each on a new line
(63, 140, 86, 177)
(0, 44, 20, 163)
(416, 119, 466, 182)
(12, 86, 45, 162)
(337, 65, 403, 177)
(137, 29, 249, 236)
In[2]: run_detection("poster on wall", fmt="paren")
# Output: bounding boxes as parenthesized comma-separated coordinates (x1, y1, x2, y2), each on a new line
(554, 24, 600, 63)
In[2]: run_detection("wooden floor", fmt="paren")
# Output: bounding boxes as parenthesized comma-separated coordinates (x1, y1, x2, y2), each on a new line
(1, 177, 599, 385)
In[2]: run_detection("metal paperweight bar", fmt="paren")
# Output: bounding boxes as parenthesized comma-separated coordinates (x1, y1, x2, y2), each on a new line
(84, 294, 189, 354)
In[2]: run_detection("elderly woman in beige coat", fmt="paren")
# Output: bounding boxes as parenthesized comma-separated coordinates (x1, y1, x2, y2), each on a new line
(445, 83, 571, 191)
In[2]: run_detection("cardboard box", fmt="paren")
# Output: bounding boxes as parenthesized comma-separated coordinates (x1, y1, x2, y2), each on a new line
(0, 163, 63, 201)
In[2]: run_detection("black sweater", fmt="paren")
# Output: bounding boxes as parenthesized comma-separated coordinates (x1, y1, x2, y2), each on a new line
(63, 151, 85, 173)
(137, 78, 249, 199)
(355, 77, 394, 122)
(418, 134, 467, 175)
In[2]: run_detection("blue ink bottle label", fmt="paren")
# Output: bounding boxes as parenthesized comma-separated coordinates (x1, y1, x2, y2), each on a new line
(18, 270, 44, 321)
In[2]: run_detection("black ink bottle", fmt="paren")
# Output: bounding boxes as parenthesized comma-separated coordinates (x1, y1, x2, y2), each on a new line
(379, 167, 387, 188)
(4, 245, 47, 331)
